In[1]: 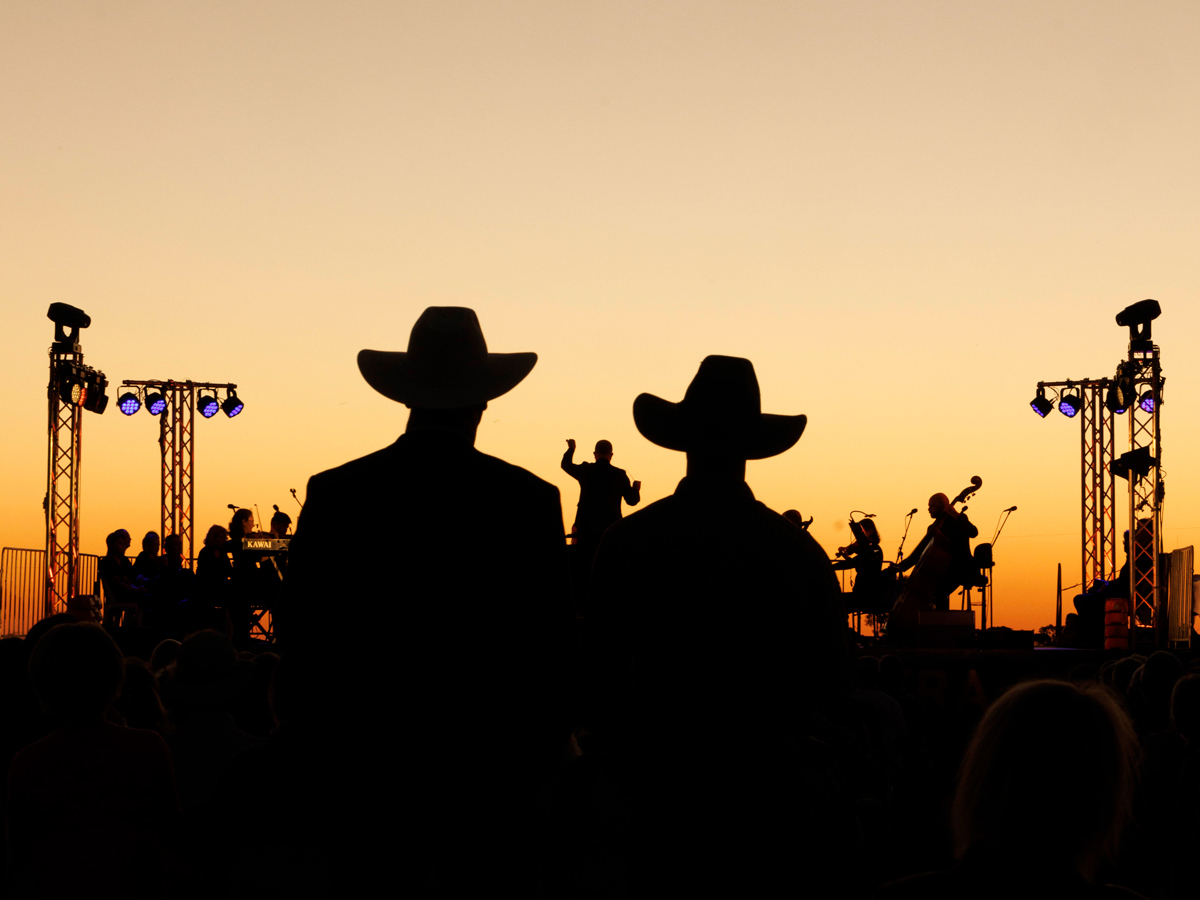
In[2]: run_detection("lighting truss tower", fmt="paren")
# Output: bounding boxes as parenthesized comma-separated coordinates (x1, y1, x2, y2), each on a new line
(1032, 379, 1119, 592)
(1124, 340, 1163, 634)
(45, 350, 84, 615)
(1033, 300, 1165, 642)
(44, 305, 108, 615)
(120, 380, 239, 568)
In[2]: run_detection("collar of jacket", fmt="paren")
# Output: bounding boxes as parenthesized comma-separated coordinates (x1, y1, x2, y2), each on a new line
(673, 477, 756, 507)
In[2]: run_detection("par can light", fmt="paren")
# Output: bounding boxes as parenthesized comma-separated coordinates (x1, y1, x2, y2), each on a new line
(1059, 392, 1082, 418)
(146, 392, 166, 416)
(198, 392, 220, 418)
(221, 390, 243, 418)
(1030, 387, 1053, 418)
(117, 392, 141, 415)
(1139, 392, 1156, 413)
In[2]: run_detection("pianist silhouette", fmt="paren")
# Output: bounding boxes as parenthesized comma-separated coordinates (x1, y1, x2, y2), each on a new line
(283, 307, 575, 894)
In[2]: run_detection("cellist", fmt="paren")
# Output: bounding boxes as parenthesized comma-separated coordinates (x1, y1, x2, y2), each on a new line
(892, 492, 978, 612)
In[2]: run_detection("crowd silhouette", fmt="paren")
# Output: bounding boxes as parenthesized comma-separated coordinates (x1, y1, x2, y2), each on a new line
(9, 305, 1200, 897)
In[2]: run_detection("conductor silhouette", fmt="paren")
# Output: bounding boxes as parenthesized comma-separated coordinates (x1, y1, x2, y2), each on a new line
(561, 438, 640, 570)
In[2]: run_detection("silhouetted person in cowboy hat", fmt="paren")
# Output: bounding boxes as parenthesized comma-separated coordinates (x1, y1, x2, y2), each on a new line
(589, 355, 850, 894)
(283, 307, 575, 895)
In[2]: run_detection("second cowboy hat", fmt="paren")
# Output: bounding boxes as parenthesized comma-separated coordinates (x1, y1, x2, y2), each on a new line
(358, 307, 537, 409)
(633, 355, 807, 460)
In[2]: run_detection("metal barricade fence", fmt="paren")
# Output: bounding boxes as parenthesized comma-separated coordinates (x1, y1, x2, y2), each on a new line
(2, 547, 275, 642)
(0, 548, 103, 637)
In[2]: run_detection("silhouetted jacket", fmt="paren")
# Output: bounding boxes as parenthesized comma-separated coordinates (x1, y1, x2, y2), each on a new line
(561, 448, 640, 537)
(283, 429, 576, 762)
(589, 477, 851, 745)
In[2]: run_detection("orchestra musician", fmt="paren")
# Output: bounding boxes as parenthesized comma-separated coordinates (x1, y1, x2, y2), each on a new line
(832, 517, 884, 611)
(892, 492, 978, 612)
(226, 508, 264, 644)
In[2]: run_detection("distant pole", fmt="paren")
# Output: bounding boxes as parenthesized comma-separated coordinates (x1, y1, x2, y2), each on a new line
(1056, 563, 1063, 636)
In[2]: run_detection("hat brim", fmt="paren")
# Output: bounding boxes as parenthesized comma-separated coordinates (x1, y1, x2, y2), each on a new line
(358, 350, 537, 409)
(633, 393, 807, 460)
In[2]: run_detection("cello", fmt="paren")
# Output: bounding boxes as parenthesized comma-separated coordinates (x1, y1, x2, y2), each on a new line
(891, 476, 982, 630)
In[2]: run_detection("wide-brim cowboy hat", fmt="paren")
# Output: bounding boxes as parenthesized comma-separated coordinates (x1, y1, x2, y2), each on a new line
(358, 307, 537, 409)
(633, 355, 806, 460)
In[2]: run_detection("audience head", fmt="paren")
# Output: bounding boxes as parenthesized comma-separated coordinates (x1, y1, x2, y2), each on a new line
(150, 639, 181, 673)
(358, 307, 535, 444)
(229, 508, 254, 537)
(29, 623, 125, 725)
(163, 533, 184, 563)
(632, 356, 806, 475)
(1170, 674, 1200, 744)
(104, 529, 131, 558)
(166, 630, 253, 711)
(855, 655, 881, 691)
(115, 658, 168, 732)
(1141, 650, 1184, 715)
(140, 531, 159, 554)
(951, 679, 1137, 876)
(203, 525, 229, 549)
(1112, 656, 1143, 698)
(594, 439, 613, 460)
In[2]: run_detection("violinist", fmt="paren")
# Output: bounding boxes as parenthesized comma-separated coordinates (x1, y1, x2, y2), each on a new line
(893, 492, 978, 611)
(832, 517, 885, 612)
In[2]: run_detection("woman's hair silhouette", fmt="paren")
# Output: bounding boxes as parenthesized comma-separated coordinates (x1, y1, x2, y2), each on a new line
(952, 679, 1138, 875)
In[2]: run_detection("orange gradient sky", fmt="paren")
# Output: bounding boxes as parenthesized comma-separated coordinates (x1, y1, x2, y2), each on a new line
(3, 1, 1199, 631)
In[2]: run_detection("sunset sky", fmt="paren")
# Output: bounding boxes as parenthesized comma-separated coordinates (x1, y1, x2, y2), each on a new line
(3, 1, 1198, 631)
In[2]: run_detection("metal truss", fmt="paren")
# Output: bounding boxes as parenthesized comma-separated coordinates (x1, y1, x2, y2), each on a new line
(122, 380, 236, 568)
(45, 350, 84, 615)
(1034, 379, 1118, 594)
(1126, 347, 1163, 634)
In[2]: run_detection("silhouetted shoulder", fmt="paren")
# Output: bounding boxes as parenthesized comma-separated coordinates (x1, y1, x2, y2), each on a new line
(875, 870, 1147, 899)
(470, 447, 562, 498)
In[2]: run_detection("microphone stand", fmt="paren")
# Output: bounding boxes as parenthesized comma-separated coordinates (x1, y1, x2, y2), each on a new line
(895, 509, 917, 565)
(984, 508, 1016, 629)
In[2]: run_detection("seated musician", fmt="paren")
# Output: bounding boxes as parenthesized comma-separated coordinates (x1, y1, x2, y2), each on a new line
(832, 518, 884, 611)
(892, 493, 978, 612)
(98, 529, 145, 623)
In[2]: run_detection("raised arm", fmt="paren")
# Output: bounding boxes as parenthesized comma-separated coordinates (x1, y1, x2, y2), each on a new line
(623, 477, 641, 507)
(561, 439, 584, 480)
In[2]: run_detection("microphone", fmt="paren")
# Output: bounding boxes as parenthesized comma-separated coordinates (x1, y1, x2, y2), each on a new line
(908, 508, 918, 516)
(864, 512, 877, 518)
(1005, 506, 1017, 512)
(227, 504, 238, 511)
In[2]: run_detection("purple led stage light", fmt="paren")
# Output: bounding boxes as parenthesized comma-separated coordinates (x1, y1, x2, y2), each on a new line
(146, 392, 166, 415)
(1059, 394, 1081, 418)
(1140, 393, 1155, 413)
(198, 393, 220, 418)
(117, 392, 141, 415)
(1030, 388, 1053, 418)
(221, 391, 243, 417)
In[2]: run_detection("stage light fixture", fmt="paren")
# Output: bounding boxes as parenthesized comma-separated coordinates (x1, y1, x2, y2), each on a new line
(1030, 387, 1053, 418)
(146, 391, 166, 416)
(117, 391, 141, 415)
(1059, 391, 1082, 418)
(221, 390, 243, 418)
(198, 392, 220, 418)
(1139, 391, 1156, 413)
(1111, 446, 1155, 482)
(82, 370, 108, 414)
